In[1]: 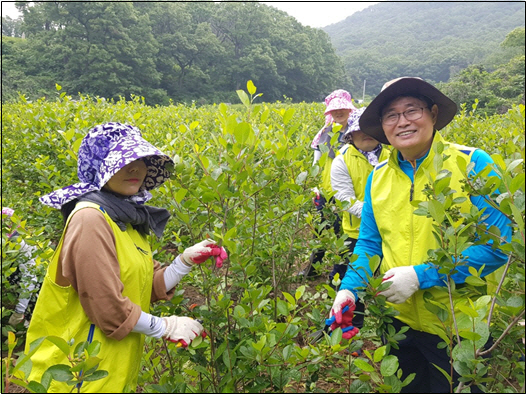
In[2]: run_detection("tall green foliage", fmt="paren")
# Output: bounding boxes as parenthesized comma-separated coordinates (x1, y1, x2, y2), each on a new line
(2, 85, 524, 392)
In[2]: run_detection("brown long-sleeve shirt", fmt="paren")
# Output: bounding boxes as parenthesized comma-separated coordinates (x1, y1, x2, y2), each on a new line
(57, 208, 174, 340)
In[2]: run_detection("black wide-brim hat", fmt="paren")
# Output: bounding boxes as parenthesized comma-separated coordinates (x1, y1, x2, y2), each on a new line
(359, 77, 458, 145)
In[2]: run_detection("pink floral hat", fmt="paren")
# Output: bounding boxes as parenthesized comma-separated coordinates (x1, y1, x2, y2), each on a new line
(324, 89, 357, 116)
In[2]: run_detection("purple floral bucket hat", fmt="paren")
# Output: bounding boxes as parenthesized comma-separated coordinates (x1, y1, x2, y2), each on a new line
(40, 123, 174, 209)
(344, 107, 367, 136)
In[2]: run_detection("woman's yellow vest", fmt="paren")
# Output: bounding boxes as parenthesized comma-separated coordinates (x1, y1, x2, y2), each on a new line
(370, 133, 501, 337)
(320, 156, 336, 194)
(24, 202, 153, 393)
(318, 124, 345, 195)
(340, 144, 390, 238)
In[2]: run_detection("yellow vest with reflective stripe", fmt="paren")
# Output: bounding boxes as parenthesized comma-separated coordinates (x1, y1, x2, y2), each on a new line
(371, 133, 487, 336)
(340, 145, 390, 238)
(24, 202, 153, 393)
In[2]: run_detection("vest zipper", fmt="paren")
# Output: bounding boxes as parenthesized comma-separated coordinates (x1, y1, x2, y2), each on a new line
(409, 160, 417, 202)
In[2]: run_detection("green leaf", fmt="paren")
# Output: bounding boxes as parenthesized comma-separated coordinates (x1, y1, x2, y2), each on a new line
(294, 285, 305, 300)
(458, 331, 481, 341)
(490, 153, 506, 170)
(283, 345, 292, 362)
(234, 121, 253, 145)
(505, 158, 524, 174)
(82, 370, 109, 382)
(380, 355, 399, 377)
(349, 379, 371, 393)
(354, 358, 375, 372)
(224, 226, 237, 242)
(252, 335, 267, 351)
(40, 370, 52, 391)
(456, 155, 467, 173)
(174, 188, 188, 204)
(215, 341, 227, 360)
(457, 304, 479, 318)
(373, 345, 387, 363)
(236, 90, 250, 107)
(27, 381, 47, 393)
(175, 210, 190, 224)
(247, 80, 256, 95)
(330, 328, 342, 346)
(428, 200, 445, 223)
(282, 292, 296, 306)
(283, 108, 295, 125)
(45, 336, 70, 357)
(295, 171, 308, 185)
(86, 340, 101, 357)
(46, 364, 74, 382)
(223, 346, 233, 369)
(464, 275, 487, 287)
(277, 299, 289, 316)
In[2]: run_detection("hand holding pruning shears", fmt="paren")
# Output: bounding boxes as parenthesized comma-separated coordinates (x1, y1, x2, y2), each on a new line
(310, 304, 360, 344)
(326, 305, 360, 339)
(180, 239, 228, 268)
(163, 317, 207, 348)
(329, 289, 360, 339)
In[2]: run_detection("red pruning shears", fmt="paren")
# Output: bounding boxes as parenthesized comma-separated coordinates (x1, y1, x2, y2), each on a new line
(174, 319, 207, 348)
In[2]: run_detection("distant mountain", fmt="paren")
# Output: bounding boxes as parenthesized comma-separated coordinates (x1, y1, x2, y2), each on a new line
(324, 1, 525, 98)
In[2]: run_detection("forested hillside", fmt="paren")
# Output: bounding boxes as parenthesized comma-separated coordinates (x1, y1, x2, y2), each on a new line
(2, 1, 524, 114)
(324, 1, 525, 97)
(1, 1, 347, 105)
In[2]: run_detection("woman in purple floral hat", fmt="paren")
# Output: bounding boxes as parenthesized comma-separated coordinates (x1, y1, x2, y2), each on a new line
(24, 123, 228, 392)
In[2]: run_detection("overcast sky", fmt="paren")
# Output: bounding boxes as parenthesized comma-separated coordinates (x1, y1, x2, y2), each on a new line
(261, 1, 378, 28)
(2, 1, 378, 27)
(1, 1, 20, 18)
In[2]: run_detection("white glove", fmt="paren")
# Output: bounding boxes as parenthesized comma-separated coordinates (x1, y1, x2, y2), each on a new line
(330, 289, 356, 325)
(180, 239, 228, 268)
(162, 316, 204, 347)
(8, 312, 25, 326)
(379, 266, 420, 304)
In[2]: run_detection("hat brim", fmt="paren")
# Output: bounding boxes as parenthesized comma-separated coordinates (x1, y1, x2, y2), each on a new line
(359, 78, 457, 145)
(98, 136, 173, 191)
(324, 103, 357, 116)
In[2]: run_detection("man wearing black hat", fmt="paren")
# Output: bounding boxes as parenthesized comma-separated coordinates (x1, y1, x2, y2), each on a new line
(328, 77, 512, 392)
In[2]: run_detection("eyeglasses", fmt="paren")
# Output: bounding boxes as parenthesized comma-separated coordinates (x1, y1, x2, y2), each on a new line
(381, 107, 426, 126)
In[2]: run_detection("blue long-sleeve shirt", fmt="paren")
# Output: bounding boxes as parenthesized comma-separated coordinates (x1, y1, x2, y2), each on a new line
(341, 148, 512, 299)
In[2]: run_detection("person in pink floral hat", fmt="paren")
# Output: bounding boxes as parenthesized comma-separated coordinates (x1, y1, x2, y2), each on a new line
(300, 89, 357, 278)
(24, 123, 228, 392)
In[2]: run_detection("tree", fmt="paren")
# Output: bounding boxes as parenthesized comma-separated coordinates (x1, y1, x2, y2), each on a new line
(1, 16, 23, 37)
(16, 1, 165, 104)
(501, 27, 525, 51)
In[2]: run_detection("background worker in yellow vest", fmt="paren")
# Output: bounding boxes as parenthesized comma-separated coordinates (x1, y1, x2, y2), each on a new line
(301, 89, 357, 278)
(329, 107, 389, 332)
(25, 123, 228, 393)
(328, 78, 511, 392)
